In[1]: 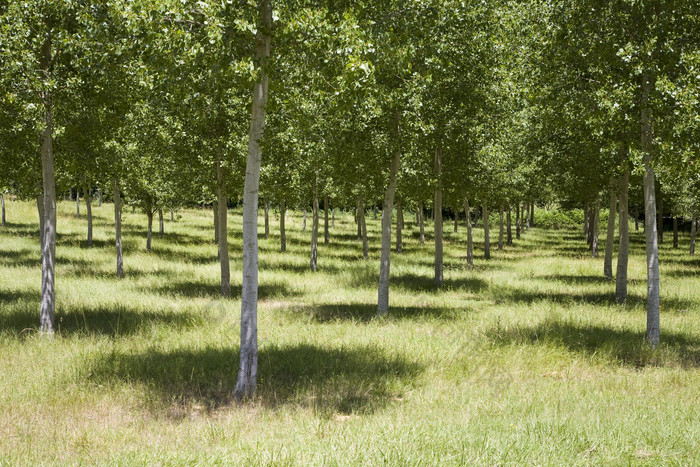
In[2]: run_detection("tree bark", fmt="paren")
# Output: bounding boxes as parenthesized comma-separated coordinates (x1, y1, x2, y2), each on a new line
(360, 196, 368, 259)
(377, 110, 401, 316)
(217, 159, 230, 297)
(498, 205, 504, 250)
(81, 175, 93, 247)
(158, 208, 164, 238)
(604, 177, 617, 278)
(434, 144, 443, 286)
(483, 202, 490, 259)
(464, 197, 473, 269)
(690, 215, 696, 256)
(641, 73, 660, 347)
(524, 202, 529, 231)
(114, 178, 124, 279)
(264, 200, 270, 239)
(39, 88, 56, 334)
(331, 208, 335, 228)
(302, 208, 307, 233)
(506, 206, 512, 246)
(529, 201, 534, 227)
(146, 209, 153, 251)
(310, 169, 319, 272)
(672, 216, 678, 249)
(373, 205, 377, 220)
(396, 200, 403, 253)
(419, 201, 425, 244)
(234, 0, 270, 401)
(591, 196, 600, 257)
(323, 194, 329, 245)
(280, 199, 286, 252)
(616, 160, 630, 303)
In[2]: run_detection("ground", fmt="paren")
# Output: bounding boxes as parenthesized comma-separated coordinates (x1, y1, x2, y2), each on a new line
(0, 199, 698, 465)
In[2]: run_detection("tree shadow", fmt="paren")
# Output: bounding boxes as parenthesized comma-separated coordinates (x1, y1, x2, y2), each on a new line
(0, 303, 202, 337)
(146, 279, 301, 300)
(484, 319, 700, 368)
(84, 343, 422, 416)
(536, 274, 612, 285)
(0, 248, 40, 268)
(392, 273, 488, 294)
(284, 303, 469, 323)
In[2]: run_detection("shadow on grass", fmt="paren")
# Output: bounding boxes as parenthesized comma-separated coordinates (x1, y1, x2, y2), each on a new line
(536, 274, 613, 285)
(146, 279, 301, 300)
(86, 343, 421, 416)
(0, 303, 202, 337)
(286, 303, 467, 322)
(393, 274, 488, 294)
(485, 319, 700, 368)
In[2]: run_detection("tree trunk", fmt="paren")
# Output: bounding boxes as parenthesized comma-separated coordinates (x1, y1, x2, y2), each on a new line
(616, 160, 630, 303)
(81, 175, 93, 247)
(396, 200, 403, 253)
(303, 208, 307, 233)
(690, 215, 696, 256)
(280, 199, 286, 252)
(264, 200, 270, 239)
(39, 31, 57, 334)
(419, 201, 425, 244)
(483, 202, 490, 259)
(453, 207, 458, 233)
(604, 177, 617, 278)
(146, 210, 153, 251)
(591, 196, 600, 257)
(324, 194, 329, 245)
(377, 110, 402, 316)
(310, 169, 319, 272)
(114, 178, 124, 279)
(1, 193, 5, 226)
(529, 201, 534, 227)
(464, 197, 473, 269)
(360, 196, 368, 259)
(373, 205, 377, 220)
(524, 202, 529, 231)
(434, 145, 443, 286)
(234, 0, 271, 401)
(217, 159, 230, 297)
(506, 206, 512, 246)
(516, 202, 521, 239)
(641, 73, 660, 347)
(158, 208, 164, 238)
(498, 205, 504, 250)
(356, 198, 362, 240)
(76, 189, 80, 218)
(672, 217, 678, 249)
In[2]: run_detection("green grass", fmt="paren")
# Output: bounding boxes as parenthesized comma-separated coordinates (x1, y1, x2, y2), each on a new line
(0, 199, 698, 465)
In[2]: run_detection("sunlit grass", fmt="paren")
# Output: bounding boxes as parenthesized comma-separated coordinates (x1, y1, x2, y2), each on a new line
(0, 198, 698, 464)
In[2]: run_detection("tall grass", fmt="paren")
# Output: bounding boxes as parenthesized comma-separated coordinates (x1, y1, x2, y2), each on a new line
(0, 198, 698, 465)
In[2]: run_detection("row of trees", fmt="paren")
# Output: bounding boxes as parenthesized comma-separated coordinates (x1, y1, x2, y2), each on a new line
(1, 0, 698, 398)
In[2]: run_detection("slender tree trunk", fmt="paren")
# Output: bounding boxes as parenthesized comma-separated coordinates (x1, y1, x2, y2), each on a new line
(453, 207, 458, 233)
(235, 0, 271, 401)
(146, 210, 153, 251)
(158, 208, 164, 238)
(616, 159, 630, 303)
(114, 178, 124, 279)
(690, 215, 696, 256)
(213, 200, 220, 244)
(280, 199, 286, 252)
(373, 205, 377, 220)
(419, 201, 425, 244)
(1, 193, 5, 227)
(506, 206, 512, 246)
(529, 201, 534, 227)
(498, 205, 504, 250)
(635, 209, 639, 231)
(591, 197, 600, 257)
(516, 202, 521, 239)
(217, 159, 230, 297)
(303, 208, 307, 233)
(434, 145, 444, 286)
(264, 200, 270, 239)
(604, 177, 617, 278)
(324, 194, 329, 245)
(464, 197, 473, 269)
(377, 110, 401, 316)
(76, 189, 80, 218)
(524, 202, 529, 230)
(396, 200, 403, 253)
(672, 217, 678, 249)
(360, 196, 368, 259)
(39, 31, 57, 334)
(356, 198, 362, 240)
(82, 176, 93, 247)
(641, 73, 660, 347)
(483, 202, 490, 259)
(331, 208, 335, 228)
(310, 169, 319, 272)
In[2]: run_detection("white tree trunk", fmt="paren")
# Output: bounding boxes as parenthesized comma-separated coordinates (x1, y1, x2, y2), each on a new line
(515, 202, 521, 239)
(463, 197, 473, 269)
(642, 73, 660, 347)
(310, 169, 319, 272)
(324, 194, 329, 245)
(506, 206, 512, 245)
(360, 196, 368, 259)
(217, 159, 230, 297)
(604, 177, 617, 278)
(39, 96, 56, 334)
(483, 202, 490, 259)
(234, 0, 270, 401)
(114, 178, 124, 279)
(616, 160, 630, 303)
(302, 208, 306, 233)
(280, 199, 286, 252)
(146, 210, 153, 251)
(434, 145, 443, 286)
(498, 205, 504, 250)
(377, 110, 401, 316)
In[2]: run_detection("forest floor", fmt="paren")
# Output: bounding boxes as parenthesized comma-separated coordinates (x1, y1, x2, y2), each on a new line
(0, 199, 698, 465)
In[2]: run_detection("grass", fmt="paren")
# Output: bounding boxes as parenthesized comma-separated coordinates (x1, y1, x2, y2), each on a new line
(0, 198, 698, 465)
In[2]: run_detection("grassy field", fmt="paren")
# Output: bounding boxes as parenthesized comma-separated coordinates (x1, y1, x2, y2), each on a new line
(0, 199, 698, 465)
